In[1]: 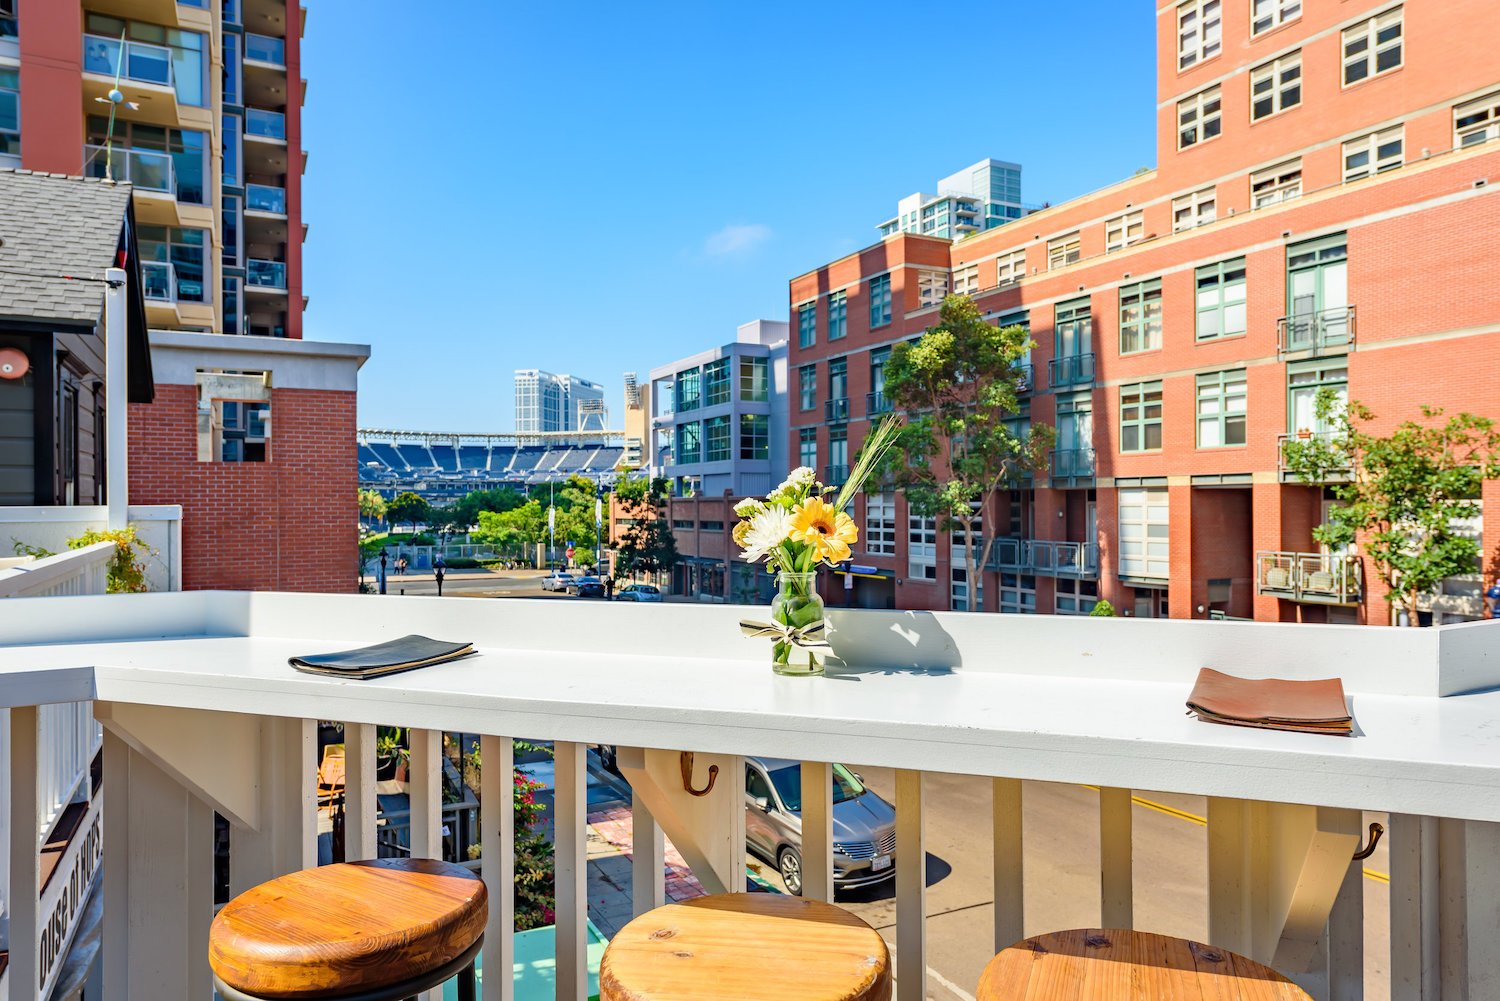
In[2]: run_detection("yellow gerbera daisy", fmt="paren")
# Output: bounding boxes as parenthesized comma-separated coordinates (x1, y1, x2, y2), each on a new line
(788, 497, 859, 565)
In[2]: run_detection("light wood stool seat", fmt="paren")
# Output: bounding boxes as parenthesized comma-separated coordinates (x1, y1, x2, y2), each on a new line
(209, 858, 487, 1001)
(977, 928, 1312, 1000)
(600, 892, 891, 1001)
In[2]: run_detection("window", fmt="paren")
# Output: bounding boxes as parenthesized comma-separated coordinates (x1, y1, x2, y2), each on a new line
(739, 414, 768, 461)
(703, 358, 730, 406)
(1197, 370, 1247, 447)
(1177, 0, 1221, 70)
(1172, 187, 1216, 231)
(1119, 488, 1170, 580)
(869, 274, 892, 328)
(1105, 211, 1143, 253)
(0, 0, 15, 39)
(918, 270, 948, 310)
(675, 367, 701, 412)
(139, 225, 210, 302)
(866, 492, 895, 555)
(999, 572, 1037, 615)
(678, 421, 701, 463)
(1120, 382, 1164, 452)
(672, 519, 694, 531)
(739, 356, 768, 402)
(908, 513, 937, 581)
(223, 32, 240, 106)
(1288, 360, 1348, 436)
(1251, 0, 1299, 35)
(1047, 232, 1081, 270)
(1251, 52, 1301, 120)
(798, 365, 816, 411)
(1055, 577, 1100, 615)
(1343, 7, 1402, 86)
(84, 117, 208, 204)
(705, 415, 730, 462)
(799, 428, 817, 469)
(828, 428, 848, 476)
(1119, 280, 1163, 354)
(222, 194, 242, 267)
(797, 302, 816, 348)
(654, 427, 674, 465)
(1251, 160, 1301, 207)
(1455, 91, 1500, 148)
(1195, 258, 1246, 340)
(83, 15, 208, 107)
(1178, 86, 1222, 149)
(828, 357, 848, 402)
(0, 68, 17, 158)
(869, 347, 891, 409)
(223, 276, 241, 335)
(827, 290, 846, 340)
(997, 249, 1027, 284)
(197, 370, 270, 463)
(1286, 235, 1350, 349)
(222, 112, 241, 186)
(953, 264, 979, 296)
(1343, 126, 1403, 181)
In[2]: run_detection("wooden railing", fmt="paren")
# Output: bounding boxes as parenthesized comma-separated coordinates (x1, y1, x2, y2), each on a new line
(2, 593, 1499, 1001)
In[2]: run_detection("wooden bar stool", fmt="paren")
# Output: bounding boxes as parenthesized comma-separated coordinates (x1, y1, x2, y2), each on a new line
(600, 892, 891, 1001)
(209, 858, 488, 1001)
(977, 928, 1312, 1000)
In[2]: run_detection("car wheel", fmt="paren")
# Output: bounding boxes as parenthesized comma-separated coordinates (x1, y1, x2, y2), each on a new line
(778, 847, 803, 896)
(599, 744, 618, 773)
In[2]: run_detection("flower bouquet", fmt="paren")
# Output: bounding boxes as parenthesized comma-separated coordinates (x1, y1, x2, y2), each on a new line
(734, 416, 903, 675)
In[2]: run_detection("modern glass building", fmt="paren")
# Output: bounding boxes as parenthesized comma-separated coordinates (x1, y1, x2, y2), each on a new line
(877, 158, 1027, 240)
(514, 370, 606, 433)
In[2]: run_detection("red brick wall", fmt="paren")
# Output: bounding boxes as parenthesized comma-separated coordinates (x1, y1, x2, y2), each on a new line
(128, 385, 358, 592)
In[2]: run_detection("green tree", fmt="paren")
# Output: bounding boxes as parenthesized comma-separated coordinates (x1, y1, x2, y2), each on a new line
(385, 491, 432, 533)
(358, 488, 387, 523)
(472, 500, 548, 557)
(612, 476, 679, 580)
(464, 742, 555, 930)
(1281, 390, 1500, 625)
(448, 487, 526, 530)
(876, 295, 1054, 612)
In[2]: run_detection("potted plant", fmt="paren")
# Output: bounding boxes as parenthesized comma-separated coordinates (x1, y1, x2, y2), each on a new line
(375, 726, 408, 782)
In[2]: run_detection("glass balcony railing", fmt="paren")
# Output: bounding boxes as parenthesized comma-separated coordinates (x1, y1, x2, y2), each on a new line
(83, 34, 173, 88)
(245, 108, 287, 141)
(824, 398, 850, 423)
(83, 144, 173, 195)
(247, 259, 287, 290)
(1278, 305, 1356, 355)
(866, 391, 891, 416)
(1049, 447, 1096, 481)
(1027, 540, 1100, 578)
(824, 464, 849, 488)
(243, 32, 286, 66)
(1256, 551, 1362, 605)
(1047, 353, 1095, 388)
(246, 183, 287, 215)
(142, 261, 175, 301)
(985, 537, 1026, 571)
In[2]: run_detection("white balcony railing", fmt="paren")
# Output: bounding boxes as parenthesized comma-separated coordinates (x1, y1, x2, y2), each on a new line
(2, 592, 1500, 1001)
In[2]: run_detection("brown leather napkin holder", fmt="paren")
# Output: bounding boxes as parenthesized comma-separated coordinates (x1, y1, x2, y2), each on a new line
(1186, 667, 1353, 736)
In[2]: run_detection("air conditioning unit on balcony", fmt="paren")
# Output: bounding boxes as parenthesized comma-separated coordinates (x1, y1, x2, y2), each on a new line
(1264, 566, 1291, 589)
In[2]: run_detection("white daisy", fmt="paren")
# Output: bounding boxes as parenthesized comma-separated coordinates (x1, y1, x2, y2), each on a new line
(741, 507, 795, 563)
(733, 498, 767, 518)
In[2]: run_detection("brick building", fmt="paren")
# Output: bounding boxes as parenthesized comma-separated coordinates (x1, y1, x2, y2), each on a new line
(789, 0, 1500, 623)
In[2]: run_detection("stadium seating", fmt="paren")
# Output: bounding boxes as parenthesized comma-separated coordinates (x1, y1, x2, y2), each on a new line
(356, 434, 624, 500)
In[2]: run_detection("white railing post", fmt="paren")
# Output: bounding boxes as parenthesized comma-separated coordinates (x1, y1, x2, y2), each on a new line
(1099, 787, 1133, 928)
(894, 769, 925, 1001)
(800, 761, 833, 902)
(343, 723, 377, 861)
(480, 734, 514, 1001)
(630, 788, 664, 916)
(554, 741, 587, 1001)
(1439, 818, 1500, 999)
(408, 728, 441, 860)
(1388, 813, 1440, 1001)
(8, 706, 40, 1001)
(992, 777, 1024, 952)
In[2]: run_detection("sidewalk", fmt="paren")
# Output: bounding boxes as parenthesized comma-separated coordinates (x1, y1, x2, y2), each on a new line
(584, 804, 707, 938)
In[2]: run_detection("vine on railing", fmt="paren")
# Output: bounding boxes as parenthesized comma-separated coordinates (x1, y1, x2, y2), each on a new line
(13, 526, 153, 593)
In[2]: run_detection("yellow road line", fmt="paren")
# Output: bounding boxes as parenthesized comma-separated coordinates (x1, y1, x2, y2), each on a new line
(1078, 785, 1390, 884)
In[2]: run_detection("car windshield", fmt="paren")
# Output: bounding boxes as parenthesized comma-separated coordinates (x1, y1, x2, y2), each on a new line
(765, 763, 865, 812)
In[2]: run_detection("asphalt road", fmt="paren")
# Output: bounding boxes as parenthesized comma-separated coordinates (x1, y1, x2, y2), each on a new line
(362, 568, 593, 599)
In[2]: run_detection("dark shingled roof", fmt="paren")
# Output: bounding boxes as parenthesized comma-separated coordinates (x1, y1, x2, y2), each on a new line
(0, 169, 133, 328)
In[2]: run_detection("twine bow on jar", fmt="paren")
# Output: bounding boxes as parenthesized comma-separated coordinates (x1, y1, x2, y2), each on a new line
(738, 619, 833, 650)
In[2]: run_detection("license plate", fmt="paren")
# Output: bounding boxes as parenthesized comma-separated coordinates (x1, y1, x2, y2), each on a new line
(871, 855, 892, 871)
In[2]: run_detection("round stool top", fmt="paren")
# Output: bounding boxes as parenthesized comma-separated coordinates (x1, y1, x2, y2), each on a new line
(209, 858, 487, 999)
(977, 929, 1312, 1001)
(600, 892, 890, 1001)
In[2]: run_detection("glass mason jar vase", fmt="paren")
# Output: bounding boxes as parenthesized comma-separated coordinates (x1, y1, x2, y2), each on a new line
(771, 571, 826, 676)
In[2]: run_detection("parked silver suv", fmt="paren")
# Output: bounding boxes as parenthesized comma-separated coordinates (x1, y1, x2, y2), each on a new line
(745, 756, 896, 896)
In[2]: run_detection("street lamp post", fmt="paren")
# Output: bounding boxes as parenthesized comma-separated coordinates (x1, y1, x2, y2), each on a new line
(434, 554, 446, 598)
(378, 548, 388, 595)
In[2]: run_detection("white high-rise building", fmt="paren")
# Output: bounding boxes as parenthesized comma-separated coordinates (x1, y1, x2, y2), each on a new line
(513, 370, 606, 432)
(877, 158, 1027, 239)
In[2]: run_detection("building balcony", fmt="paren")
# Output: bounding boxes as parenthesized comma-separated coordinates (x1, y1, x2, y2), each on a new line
(866, 391, 892, 416)
(1277, 305, 1356, 356)
(985, 536, 1026, 571)
(82, 144, 210, 226)
(1047, 352, 1095, 388)
(824, 463, 849, 487)
(1014, 362, 1034, 393)
(245, 107, 287, 142)
(984, 538, 1099, 577)
(245, 182, 288, 216)
(243, 32, 286, 68)
(1277, 430, 1352, 484)
(141, 261, 210, 317)
(1049, 446, 1096, 484)
(824, 397, 850, 423)
(1, 592, 1498, 1000)
(247, 258, 288, 292)
(81, 34, 185, 123)
(1256, 551, 1363, 606)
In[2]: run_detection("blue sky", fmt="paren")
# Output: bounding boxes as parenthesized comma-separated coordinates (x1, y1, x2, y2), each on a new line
(302, 2, 1158, 431)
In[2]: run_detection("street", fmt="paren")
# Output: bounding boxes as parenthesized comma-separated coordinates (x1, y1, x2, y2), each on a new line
(362, 567, 585, 599)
